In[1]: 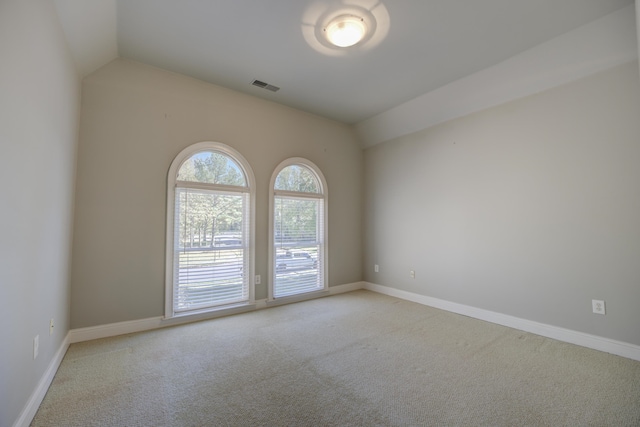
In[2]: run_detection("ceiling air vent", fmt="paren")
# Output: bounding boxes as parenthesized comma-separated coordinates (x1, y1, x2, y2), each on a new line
(251, 79, 280, 92)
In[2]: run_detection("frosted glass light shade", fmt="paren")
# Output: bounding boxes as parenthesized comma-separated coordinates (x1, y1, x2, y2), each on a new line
(325, 15, 366, 47)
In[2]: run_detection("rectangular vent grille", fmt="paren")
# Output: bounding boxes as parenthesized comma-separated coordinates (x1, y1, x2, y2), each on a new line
(252, 79, 280, 92)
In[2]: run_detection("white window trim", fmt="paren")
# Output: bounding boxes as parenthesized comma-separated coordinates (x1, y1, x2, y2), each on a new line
(268, 157, 328, 302)
(165, 141, 256, 319)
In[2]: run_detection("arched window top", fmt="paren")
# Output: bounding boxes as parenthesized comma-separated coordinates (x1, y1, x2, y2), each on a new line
(177, 150, 247, 187)
(170, 142, 254, 190)
(274, 164, 322, 194)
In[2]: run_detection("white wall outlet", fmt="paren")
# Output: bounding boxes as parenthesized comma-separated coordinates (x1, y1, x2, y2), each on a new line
(592, 299, 606, 315)
(410, 270, 415, 279)
(50, 318, 54, 336)
(255, 275, 261, 285)
(33, 335, 39, 359)
(374, 264, 379, 273)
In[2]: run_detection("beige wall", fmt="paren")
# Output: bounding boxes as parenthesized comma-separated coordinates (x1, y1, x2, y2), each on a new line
(71, 58, 363, 328)
(364, 61, 640, 346)
(0, 0, 80, 425)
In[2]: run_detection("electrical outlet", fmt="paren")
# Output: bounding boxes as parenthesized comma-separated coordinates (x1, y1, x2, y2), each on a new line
(410, 270, 415, 279)
(255, 275, 261, 285)
(50, 318, 54, 336)
(592, 300, 606, 315)
(33, 335, 39, 359)
(374, 264, 379, 273)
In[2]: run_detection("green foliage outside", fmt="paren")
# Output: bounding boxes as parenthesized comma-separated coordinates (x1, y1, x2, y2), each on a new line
(275, 165, 319, 193)
(178, 151, 245, 186)
(177, 152, 246, 249)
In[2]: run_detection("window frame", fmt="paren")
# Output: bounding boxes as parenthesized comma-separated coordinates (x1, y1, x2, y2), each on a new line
(268, 158, 328, 301)
(165, 141, 256, 319)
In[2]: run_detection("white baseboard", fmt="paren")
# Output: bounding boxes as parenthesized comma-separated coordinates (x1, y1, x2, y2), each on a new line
(69, 305, 258, 343)
(69, 282, 367, 343)
(68, 281, 639, 362)
(13, 333, 70, 427)
(266, 290, 330, 307)
(363, 282, 640, 362)
(262, 282, 365, 307)
(330, 281, 366, 294)
(69, 316, 165, 343)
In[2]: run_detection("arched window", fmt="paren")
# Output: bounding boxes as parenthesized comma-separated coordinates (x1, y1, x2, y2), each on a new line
(269, 158, 327, 300)
(166, 142, 255, 317)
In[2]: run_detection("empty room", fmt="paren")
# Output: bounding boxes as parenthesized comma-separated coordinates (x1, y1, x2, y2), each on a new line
(2, 0, 640, 426)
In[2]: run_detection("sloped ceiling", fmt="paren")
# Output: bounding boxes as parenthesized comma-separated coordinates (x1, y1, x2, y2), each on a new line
(53, 0, 637, 147)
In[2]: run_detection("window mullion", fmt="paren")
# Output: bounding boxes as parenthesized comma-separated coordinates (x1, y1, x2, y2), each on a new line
(176, 181, 249, 193)
(274, 190, 322, 199)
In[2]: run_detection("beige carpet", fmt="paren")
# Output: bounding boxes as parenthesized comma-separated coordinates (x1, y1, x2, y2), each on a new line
(32, 290, 640, 426)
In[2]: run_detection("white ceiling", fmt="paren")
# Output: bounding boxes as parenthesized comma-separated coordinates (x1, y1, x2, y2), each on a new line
(54, 0, 636, 145)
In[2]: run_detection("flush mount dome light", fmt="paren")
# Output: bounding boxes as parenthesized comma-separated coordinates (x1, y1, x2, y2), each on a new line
(324, 15, 367, 47)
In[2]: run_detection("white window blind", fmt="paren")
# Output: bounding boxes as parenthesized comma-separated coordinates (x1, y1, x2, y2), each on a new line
(173, 188, 250, 312)
(272, 162, 326, 299)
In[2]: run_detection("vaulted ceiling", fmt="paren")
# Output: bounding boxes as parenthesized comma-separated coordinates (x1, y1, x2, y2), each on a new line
(54, 0, 637, 146)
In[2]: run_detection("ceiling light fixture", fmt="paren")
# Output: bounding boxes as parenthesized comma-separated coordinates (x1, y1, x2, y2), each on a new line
(324, 15, 367, 48)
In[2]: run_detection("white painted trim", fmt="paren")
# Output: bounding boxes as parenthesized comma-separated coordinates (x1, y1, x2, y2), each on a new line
(329, 281, 365, 295)
(69, 316, 165, 343)
(13, 333, 70, 427)
(162, 303, 257, 327)
(264, 281, 364, 307)
(363, 282, 640, 362)
(266, 290, 330, 307)
(69, 282, 366, 343)
(69, 304, 257, 343)
(73, 280, 640, 362)
(254, 298, 268, 309)
(356, 4, 639, 148)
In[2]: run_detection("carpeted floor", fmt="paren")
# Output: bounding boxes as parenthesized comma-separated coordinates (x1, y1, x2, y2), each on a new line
(31, 290, 640, 426)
